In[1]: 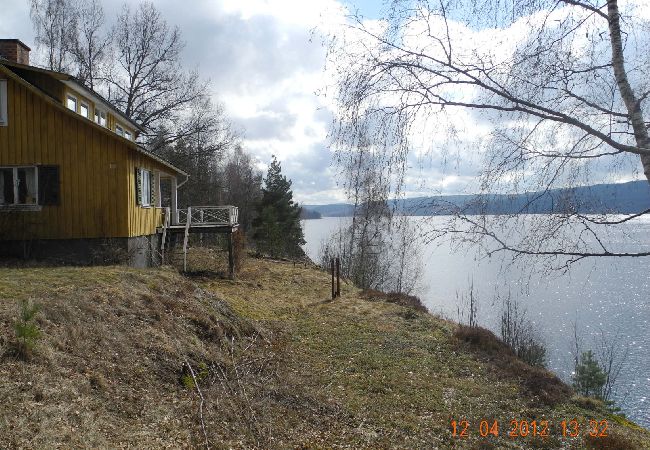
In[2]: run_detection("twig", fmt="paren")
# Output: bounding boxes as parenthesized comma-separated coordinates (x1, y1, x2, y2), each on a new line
(185, 358, 210, 449)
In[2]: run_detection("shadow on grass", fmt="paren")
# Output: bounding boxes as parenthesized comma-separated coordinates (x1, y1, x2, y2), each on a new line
(182, 270, 228, 280)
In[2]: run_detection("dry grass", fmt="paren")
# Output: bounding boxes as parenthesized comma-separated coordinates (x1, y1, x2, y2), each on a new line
(0, 255, 648, 448)
(360, 289, 429, 313)
(454, 325, 572, 407)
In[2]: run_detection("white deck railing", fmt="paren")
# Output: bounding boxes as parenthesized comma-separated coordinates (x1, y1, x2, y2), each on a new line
(172, 206, 238, 226)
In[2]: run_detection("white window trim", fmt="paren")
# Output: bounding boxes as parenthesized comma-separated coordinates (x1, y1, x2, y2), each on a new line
(66, 94, 78, 112)
(0, 166, 40, 209)
(0, 79, 7, 127)
(80, 101, 89, 118)
(116, 124, 125, 137)
(94, 108, 107, 127)
(140, 168, 151, 207)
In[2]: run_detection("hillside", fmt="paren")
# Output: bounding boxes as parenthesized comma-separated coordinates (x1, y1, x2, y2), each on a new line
(306, 180, 650, 217)
(0, 257, 648, 448)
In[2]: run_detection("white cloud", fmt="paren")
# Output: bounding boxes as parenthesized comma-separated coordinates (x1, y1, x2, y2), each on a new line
(4, 0, 647, 205)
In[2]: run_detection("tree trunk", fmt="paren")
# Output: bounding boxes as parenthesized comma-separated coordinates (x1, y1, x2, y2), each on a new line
(607, 0, 650, 183)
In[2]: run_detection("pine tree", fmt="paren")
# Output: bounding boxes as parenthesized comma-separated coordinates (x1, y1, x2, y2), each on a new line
(573, 350, 606, 399)
(253, 156, 305, 258)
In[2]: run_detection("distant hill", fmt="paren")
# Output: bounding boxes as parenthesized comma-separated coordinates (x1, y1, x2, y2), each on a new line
(299, 207, 322, 220)
(305, 181, 650, 217)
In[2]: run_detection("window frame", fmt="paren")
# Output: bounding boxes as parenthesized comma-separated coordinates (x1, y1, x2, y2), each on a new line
(0, 79, 7, 127)
(94, 108, 107, 127)
(140, 168, 152, 207)
(66, 94, 78, 112)
(79, 101, 89, 119)
(115, 124, 125, 137)
(0, 166, 39, 208)
(124, 130, 132, 141)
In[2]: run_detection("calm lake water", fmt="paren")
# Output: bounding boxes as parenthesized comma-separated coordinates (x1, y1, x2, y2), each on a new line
(302, 216, 650, 427)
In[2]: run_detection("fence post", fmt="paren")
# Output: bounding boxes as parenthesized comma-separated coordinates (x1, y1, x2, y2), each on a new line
(336, 257, 340, 297)
(228, 230, 235, 280)
(331, 258, 335, 300)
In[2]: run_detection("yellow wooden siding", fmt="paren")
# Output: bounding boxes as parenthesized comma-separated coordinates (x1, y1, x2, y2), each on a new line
(0, 75, 135, 239)
(126, 150, 166, 237)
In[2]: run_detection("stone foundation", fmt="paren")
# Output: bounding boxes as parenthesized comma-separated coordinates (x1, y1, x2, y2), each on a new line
(0, 235, 161, 267)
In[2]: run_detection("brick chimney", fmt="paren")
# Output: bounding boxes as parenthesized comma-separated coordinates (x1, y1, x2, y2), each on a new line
(0, 39, 31, 65)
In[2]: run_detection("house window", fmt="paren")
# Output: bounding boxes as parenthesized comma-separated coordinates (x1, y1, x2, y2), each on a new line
(66, 94, 77, 112)
(124, 130, 132, 141)
(94, 109, 107, 127)
(80, 101, 89, 118)
(135, 168, 152, 207)
(0, 167, 38, 205)
(0, 166, 60, 207)
(141, 169, 151, 206)
(116, 124, 125, 137)
(0, 79, 7, 127)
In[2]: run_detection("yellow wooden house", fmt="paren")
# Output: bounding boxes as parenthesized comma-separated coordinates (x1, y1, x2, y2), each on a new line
(0, 39, 238, 267)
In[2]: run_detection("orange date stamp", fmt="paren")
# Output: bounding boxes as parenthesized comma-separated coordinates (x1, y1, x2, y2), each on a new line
(450, 418, 608, 439)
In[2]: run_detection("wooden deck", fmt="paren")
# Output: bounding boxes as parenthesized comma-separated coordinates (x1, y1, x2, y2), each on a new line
(157, 206, 239, 273)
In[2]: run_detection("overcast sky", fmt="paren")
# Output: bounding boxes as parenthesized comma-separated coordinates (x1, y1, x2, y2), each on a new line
(1, 0, 646, 204)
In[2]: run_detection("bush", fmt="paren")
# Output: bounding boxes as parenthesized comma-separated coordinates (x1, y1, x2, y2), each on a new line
(583, 433, 636, 450)
(454, 324, 571, 406)
(13, 299, 41, 360)
(360, 290, 428, 313)
(500, 293, 547, 367)
(573, 350, 606, 399)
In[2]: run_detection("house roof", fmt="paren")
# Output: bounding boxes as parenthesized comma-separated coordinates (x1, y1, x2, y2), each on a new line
(0, 60, 187, 177)
(0, 58, 142, 132)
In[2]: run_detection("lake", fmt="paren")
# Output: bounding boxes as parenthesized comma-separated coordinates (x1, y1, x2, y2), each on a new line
(302, 215, 650, 427)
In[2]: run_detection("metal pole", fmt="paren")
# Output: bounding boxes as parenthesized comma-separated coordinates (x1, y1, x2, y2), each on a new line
(336, 257, 340, 297)
(331, 258, 335, 300)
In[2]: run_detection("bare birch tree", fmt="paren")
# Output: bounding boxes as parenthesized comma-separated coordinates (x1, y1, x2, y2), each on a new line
(71, 0, 110, 90)
(29, 0, 78, 72)
(320, 126, 423, 293)
(328, 0, 650, 270)
(105, 2, 206, 144)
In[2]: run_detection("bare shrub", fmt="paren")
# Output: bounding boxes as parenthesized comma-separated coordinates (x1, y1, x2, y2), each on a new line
(500, 292, 547, 368)
(359, 289, 428, 313)
(454, 325, 570, 406)
(583, 433, 636, 450)
(455, 278, 479, 328)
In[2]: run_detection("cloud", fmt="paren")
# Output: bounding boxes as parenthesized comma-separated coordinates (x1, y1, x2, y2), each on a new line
(6, 0, 641, 204)
(235, 112, 297, 141)
(146, 0, 347, 203)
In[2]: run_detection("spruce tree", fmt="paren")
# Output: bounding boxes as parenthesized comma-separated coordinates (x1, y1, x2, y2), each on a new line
(573, 350, 606, 399)
(253, 156, 305, 258)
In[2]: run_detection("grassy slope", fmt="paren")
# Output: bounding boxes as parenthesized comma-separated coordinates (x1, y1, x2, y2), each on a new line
(0, 257, 648, 449)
